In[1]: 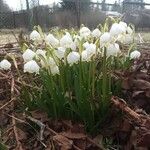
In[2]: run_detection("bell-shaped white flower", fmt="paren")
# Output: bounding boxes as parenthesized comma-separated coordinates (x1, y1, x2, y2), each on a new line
(36, 49, 46, 58)
(119, 34, 133, 44)
(100, 32, 111, 46)
(110, 23, 126, 37)
(67, 52, 80, 65)
(60, 33, 74, 49)
(119, 21, 127, 28)
(45, 34, 59, 47)
(83, 42, 90, 49)
(48, 57, 56, 67)
(106, 43, 120, 57)
(70, 42, 77, 51)
(30, 30, 41, 41)
(24, 60, 40, 74)
(56, 47, 66, 59)
(130, 50, 141, 59)
(127, 26, 133, 34)
(50, 65, 59, 75)
(81, 50, 89, 61)
(86, 43, 96, 57)
(0, 59, 11, 70)
(23, 49, 36, 62)
(92, 28, 101, 38)
(79, 27, 91, 38)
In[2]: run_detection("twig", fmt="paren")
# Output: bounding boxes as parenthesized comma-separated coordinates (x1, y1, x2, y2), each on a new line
(0, 98, 15, 111)
(10, 75, 24, 150)
(26, 116, 45, 141)
(111, 96, 143, 124)
(12, 114, 24, 150)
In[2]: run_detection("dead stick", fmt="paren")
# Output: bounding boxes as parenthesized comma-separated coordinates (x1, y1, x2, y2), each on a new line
(0, 98, 15, 111)
(111, 96, 142, 123)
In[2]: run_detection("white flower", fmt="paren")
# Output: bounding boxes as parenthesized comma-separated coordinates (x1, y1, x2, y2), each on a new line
(70, 42, 77, 51)
(60, 33, 73, 49)
(67, 52, 80, 65)
(48, 57, 56, 67)
(100, 32, 111, 46)
(119, 21, 127, 28)
(50, 65, 59, 75)
(30, 30, 41, 41)
(127, 26, 133, 34)
(130, 50, 141, 59)
(56, 47, 66, 59)
(36, 49, 46, 58)
(81, 50, 89, 61)
(86, 43, 96, 57)
(45, 34, 59, 47)
(83, 42, 90, 49)
(110, 23, 126, 36)
(106, 43, 120, 57)
(23, 49, 36, 62)
(92, 28, 101, 38)
(0, 59, 11, 70)
(79, 27, 91, 38)
(24, 60, 40, 74)
(119, 34, 133, 44)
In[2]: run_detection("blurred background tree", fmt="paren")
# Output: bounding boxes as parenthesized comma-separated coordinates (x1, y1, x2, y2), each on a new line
(0, 0, 11, 12)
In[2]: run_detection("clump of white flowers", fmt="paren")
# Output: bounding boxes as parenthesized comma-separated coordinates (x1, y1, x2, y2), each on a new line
(12, 19, 142, 133)
(0, 59, 11, 70)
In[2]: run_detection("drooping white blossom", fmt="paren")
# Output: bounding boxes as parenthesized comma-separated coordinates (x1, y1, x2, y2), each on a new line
(67, 52, 80, 65)
(36, 49, 46, 58)
(0, 59, 11, 70)
(110, 23, 126, 36)
(79, 27, 91, 38)
(130, 50, 141, 59)
(56, 47, 66, 59)
(24, 60, 40, 74)
(30, 30, 41, 41)
(106, 43, 120, 57)
(127, 26, 133, 34)
(23, 49, 36, 62)
(86, 43, 96, 57)
(50, 65, 60, 75)
(45, 34, 59, 47)
(60, 33, 74, 49)
(92, 28, 101, 38)
(100, 32, 111, 46)
(81, 50, 89, 61)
